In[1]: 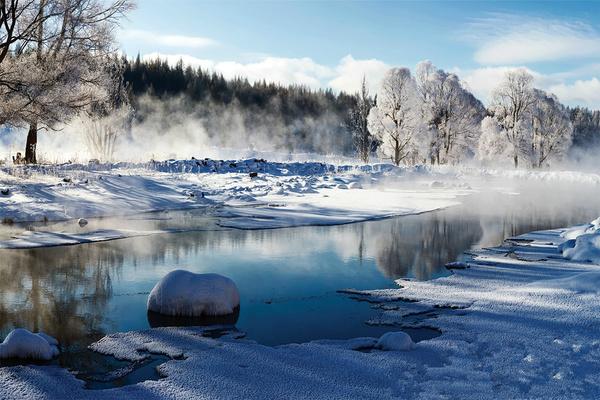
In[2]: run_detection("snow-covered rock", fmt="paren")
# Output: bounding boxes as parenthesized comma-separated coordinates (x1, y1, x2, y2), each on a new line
(0, 329, 59, 360)
(147, 270, 240, 317)
(376, 331, 414, 351)
(77, 218, 88, 227)
(563, 232, 600, 263)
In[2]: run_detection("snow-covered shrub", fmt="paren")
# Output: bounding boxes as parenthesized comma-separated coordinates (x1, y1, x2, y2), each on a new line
(147, 270, 240, 317)
(376, 331, 414, 351)
(0, 329, 59, 360)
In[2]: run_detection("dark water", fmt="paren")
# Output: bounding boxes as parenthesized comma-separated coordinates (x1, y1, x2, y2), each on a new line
(1, 182, 600, 380)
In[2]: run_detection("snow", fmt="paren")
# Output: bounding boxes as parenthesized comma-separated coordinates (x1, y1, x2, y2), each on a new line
(0, 329, 59, 360)
(563, 232, 600, 263)
(376, 332, 414, 351)
(4, 221, 600, 398)
(0, 158, 471, 247)
(147, 270, 240, 317)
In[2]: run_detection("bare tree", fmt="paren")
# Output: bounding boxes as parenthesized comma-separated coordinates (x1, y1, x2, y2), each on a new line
(489, 69, 536, 168)
(348, 76, 374, 163)
(83, 56, 133, 161)
(367, 68, 421, 166)
(0, 0, 134, 163)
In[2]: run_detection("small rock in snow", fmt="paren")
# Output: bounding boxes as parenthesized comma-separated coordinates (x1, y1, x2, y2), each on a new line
(147, 270, 240, 317)
(376, 331, 414, 351)
(249, 172, 258, 179)
(0, 188, 9, 196)
(77, 218, 88, 227)
(0, 329, 59, 360)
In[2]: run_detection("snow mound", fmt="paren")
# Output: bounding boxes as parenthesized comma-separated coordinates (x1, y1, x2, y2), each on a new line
(0, 329, 59, 360)
(563, 232, 600, 263)
(376, 331, 414, 351)
(147, 270, 240, 317)
(561, 217, 600, 240)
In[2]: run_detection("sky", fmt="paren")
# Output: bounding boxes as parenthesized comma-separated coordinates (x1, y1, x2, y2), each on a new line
(119, 0, 600, 108)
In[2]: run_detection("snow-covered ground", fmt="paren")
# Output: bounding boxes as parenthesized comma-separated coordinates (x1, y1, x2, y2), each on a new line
(0, 158, 472, 248)
(2, 220, 600, 398)
(4, 157, 600, 249)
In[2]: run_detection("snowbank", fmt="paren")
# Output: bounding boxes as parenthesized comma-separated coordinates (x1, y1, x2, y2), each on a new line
(147, 270, 240, 317)
(376, 332, 414, 351)
(0, 329, 59, 360)
(563, 232, 600, 263)
(560, 217, 600, 263)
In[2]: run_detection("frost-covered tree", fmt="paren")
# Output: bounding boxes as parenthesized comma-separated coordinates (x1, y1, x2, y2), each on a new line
(82, 57, 133, 161)
(416, 61, 484, 165)
(488, 69, 536, 168)
(477, 116, 514, 166)
(367, 68, 421, 165)
(528, 89, 573, 168)
(0, 0, 133, 163)
(348, 76, 375, 163)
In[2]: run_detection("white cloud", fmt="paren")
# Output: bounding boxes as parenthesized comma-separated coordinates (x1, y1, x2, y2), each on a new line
(123, 30, 218, 49)
(459, 65, 600, 109)
(548, 78, 600, 108)
(465, 15, 600, 65)
(141, 53, 390, 92)
(327, 55, 390, 94)
(459, 66, 542, 104)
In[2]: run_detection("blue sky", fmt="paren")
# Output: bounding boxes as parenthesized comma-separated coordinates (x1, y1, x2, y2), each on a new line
(119, 1, 600, 108)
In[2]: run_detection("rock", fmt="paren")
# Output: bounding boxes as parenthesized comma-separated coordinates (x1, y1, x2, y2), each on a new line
(147, 270, 240, 317)
(249, 172, 258, 178)
(445, 261, 468, 270)
(62, 177, 72, 183)
(1, 188, 9, 196)
(77, 218, 88, 227)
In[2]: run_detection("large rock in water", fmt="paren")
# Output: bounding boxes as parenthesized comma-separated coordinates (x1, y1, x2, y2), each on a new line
(147, 270, 240, 317)
(0, 329, 59, 360)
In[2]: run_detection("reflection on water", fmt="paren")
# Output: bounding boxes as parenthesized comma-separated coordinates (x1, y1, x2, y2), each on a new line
(1, 182, 600, 361)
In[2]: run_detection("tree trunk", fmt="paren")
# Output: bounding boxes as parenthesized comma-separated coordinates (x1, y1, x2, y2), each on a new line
(25, 122, 38, 164)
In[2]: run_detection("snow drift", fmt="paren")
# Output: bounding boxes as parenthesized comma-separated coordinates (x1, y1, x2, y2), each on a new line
(562, 217, 600, 263)
(147, 270, 240, 317)
(0, 329, 59, 360)
(376, 331, 414, 351)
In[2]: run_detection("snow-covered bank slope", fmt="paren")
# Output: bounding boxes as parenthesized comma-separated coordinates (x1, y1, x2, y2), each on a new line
(0, 159, 469, 247)
(3, 222, 600, 398)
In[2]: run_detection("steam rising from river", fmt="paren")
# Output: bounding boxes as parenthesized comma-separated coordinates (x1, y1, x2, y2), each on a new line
(0, 94, 351, 163)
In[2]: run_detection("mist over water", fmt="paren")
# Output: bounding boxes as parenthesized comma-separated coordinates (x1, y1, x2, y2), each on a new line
(0, 93, 354, 163)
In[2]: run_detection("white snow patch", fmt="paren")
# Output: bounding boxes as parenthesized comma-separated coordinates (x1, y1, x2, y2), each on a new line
(0, 329, 59, 360)
(147, 270, 240, 317)
(376, 331, 415, 351)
